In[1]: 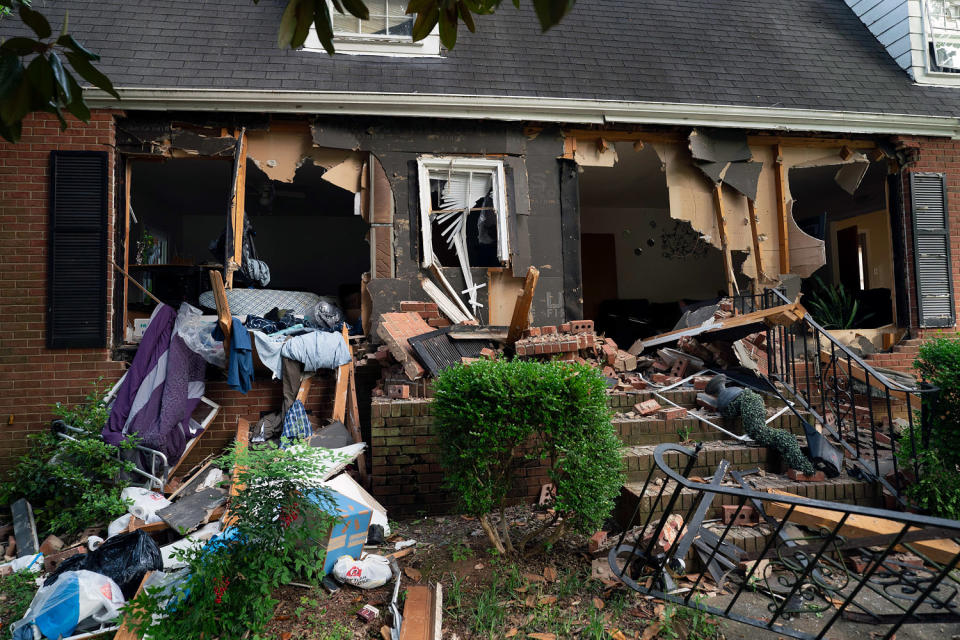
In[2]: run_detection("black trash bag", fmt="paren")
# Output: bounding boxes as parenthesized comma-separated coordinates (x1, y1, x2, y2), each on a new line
(312, 301, 345, 332)
(44, 530, 163, 599)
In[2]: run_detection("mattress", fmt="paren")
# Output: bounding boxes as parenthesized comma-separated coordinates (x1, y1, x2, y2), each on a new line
(198, 288, 324, 319)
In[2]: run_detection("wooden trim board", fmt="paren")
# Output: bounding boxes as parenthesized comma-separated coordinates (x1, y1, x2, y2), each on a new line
(635, 302, 805, 351)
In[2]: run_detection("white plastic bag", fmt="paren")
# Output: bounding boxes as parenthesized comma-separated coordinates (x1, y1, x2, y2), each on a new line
(10, 570, 124, 640)
(176, 303, 226, 368)
(160, 522, 221, 570)
(0, 552, 43, 574)
(332, 554, 393, 589)
(107, 514, 132, 538)
(121, 487, 171, 524)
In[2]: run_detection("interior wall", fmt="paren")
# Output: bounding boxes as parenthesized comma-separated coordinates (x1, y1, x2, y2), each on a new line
(579, 206, 727, 302)
(831, 209, 894, 292)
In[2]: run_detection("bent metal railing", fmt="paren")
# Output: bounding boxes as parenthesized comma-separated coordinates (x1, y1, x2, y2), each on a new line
(733, 288, 938, 503)
(611, 443, 960, 640)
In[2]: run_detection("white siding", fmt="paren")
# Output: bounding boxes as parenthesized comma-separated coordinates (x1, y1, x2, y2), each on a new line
(846, 0, 923, 75)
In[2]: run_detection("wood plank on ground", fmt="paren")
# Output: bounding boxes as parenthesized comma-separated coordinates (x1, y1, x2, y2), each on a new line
(764, 489, 960, 564)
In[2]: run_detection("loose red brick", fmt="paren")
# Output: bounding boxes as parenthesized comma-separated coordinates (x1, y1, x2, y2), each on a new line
(786, 469, 826, 482)
(571, 320, 594, 334)
(721, 504, 758, 526)
(387, 385, 410, 399)
(650, 373, 669, 384)
(657, 407, 687, 421)
(634, 399, 662, 416)
(525, 326, 542, 338)
(588, 531, 607, 553)
(693, 376, 712, 390)
(541, 325, 557, 335)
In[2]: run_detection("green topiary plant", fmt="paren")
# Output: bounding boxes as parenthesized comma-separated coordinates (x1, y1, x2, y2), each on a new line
(722, 389, 814, 475)
(433, 358, 625, 556)
(0, 378, 136, 536)
(126, 441, 341, 640)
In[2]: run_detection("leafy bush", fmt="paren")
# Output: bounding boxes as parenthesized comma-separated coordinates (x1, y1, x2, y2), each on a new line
(894, 335, 960, 519)
(806, 276, 872, 329)
(0, 569, 37, 632)
(127, 441, 341, 640)
(433, 359, 624, 556)
(914, 334, 960, 469)
(0, 378, 135, 536)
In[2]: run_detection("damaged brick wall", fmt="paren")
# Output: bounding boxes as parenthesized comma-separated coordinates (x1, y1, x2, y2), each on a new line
(892, 136, 960, 334)
(0, 112, 127, 470)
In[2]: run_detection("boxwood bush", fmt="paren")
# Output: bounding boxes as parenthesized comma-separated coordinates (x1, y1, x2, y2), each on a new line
(433, 358, 624, 556)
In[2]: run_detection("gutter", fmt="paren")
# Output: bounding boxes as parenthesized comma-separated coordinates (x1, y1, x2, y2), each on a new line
(84, 88, 960, 138)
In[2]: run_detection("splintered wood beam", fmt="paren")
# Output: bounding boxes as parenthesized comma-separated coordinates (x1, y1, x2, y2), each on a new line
(747, 198, 764, 286)
(112, 571, 153, 640)
(221, 417, 250, 528)
(296, 376, 312, 404)
(345, 349, 369, 485)
(639, 302, 805, 350)
(774, 143, 790, 274)
(506, 266, 540, 345)
(122, 161, 132, 334)
(332, 325, 351, 423)
(765, 489, 959, 564)
(712, 183, 736, 296)
(208, 270, 232, 366)
(226, 128, 247, 289)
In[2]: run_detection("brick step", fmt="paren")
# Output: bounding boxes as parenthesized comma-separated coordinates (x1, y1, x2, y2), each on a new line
(608, 388, 792, 413)
(614, 413, 807, 446)
(614, 472, 881, 528)
(621, 441, 769, 483)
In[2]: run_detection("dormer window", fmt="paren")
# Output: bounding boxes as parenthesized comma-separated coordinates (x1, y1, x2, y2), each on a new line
(925, 0, 960, 73)
(304, 0, 441, 57)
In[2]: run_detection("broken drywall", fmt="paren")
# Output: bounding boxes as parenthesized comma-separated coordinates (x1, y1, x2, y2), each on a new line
(246, 123, 366, 192)
(652, 141, 876, 282)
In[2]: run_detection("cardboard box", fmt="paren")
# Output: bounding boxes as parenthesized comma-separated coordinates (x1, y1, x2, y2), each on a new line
(309, 489, 373, 575)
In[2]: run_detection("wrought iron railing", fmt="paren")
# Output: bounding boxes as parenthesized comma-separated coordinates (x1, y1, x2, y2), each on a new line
(611, 443, 960, 640)
(732, 288, 938, 502)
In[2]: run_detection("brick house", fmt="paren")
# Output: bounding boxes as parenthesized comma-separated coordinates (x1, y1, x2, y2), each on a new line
(2, 0, 960, 513)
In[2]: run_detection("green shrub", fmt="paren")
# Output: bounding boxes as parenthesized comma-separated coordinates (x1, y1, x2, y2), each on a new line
(433, 359, 624, 556)
(914, 335, 960, 469)
(896, 335, 960, 518)
(0, 378, 135, 536)
(127, 441, 341, 640)
(0, 569, 37, 632)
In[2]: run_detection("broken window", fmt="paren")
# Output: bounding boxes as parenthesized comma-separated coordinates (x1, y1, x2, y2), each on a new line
(305, 0, 440, 56)
(418, 157, 509, 270)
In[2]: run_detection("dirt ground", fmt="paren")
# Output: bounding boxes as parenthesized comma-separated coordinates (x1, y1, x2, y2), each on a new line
(260, 504, 960, 640)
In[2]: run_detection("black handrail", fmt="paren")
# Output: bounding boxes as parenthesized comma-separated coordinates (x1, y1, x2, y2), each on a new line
(734, 288, 938, 502)
(611, 443, 960, 640)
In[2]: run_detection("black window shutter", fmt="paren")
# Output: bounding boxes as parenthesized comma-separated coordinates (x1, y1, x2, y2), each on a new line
(48, 151, 109, 348)
(910, 172, 955, 328)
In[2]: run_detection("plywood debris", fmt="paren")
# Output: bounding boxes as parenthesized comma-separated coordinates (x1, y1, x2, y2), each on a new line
(635, 302, 805, 351)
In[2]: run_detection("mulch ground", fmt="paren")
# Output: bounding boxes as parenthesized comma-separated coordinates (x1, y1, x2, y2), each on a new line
(262, 505, 675, 640)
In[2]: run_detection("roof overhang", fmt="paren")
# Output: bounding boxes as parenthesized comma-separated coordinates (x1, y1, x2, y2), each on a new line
(85, 88, 960, 138)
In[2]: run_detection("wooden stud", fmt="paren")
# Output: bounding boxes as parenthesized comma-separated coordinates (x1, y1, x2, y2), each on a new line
(296, 376, 313, 404)
(506, 266, 540, 345)
(839, 145, 854, 161)
(765, 489, 958, 564)
(226, 129, 247, 289)
(773, 143, 791, 274)
(122, 160, 132, 336)
(712, 183, 737, 296)
(112, 571, 153, 640)
(332, 325, 351, 423)
(747, 198, 764, 288)
(113, 262, 163, 307)
(345, 349, 369, 485)
(221, 417, 250, 528)
(208, 270, 232, 366)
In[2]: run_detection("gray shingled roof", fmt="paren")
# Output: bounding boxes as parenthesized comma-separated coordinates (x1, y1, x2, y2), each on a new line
(3, 0, 960, 117)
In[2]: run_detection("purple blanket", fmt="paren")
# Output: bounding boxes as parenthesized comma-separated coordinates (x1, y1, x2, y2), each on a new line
(103, 304, 206, 465)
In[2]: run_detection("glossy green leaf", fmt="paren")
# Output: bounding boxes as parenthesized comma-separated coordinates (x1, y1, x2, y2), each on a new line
(341, 0, 370, 20)
(25, 55, 54, 99)
(0, 78, 32, 126)
(411, 5, 439, 42)
(0, 116, 22, 143)
(64, 71, 90, 122)
(277, 0, 300, 48)
(0, 37, 41, 55)
(531, 0, 574, 31)
(19, 5, 51, 39)
(56, 34, 99, 61)
(312, 2, 335, 55)
(438, 1, 458, 49)
(290, 0, 314, 49)
(405, 0, 435, 15)
(64, 51, 120, 99)
(49, 51, 71, 105)
(459, 2, 476, 32)
(0, 52, 24, 99)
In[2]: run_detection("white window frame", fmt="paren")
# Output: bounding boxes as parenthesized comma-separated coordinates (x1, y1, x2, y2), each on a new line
(417, 156, 510, 269)
(303, 1, 441, 57)
(917, 0, 960, 85)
